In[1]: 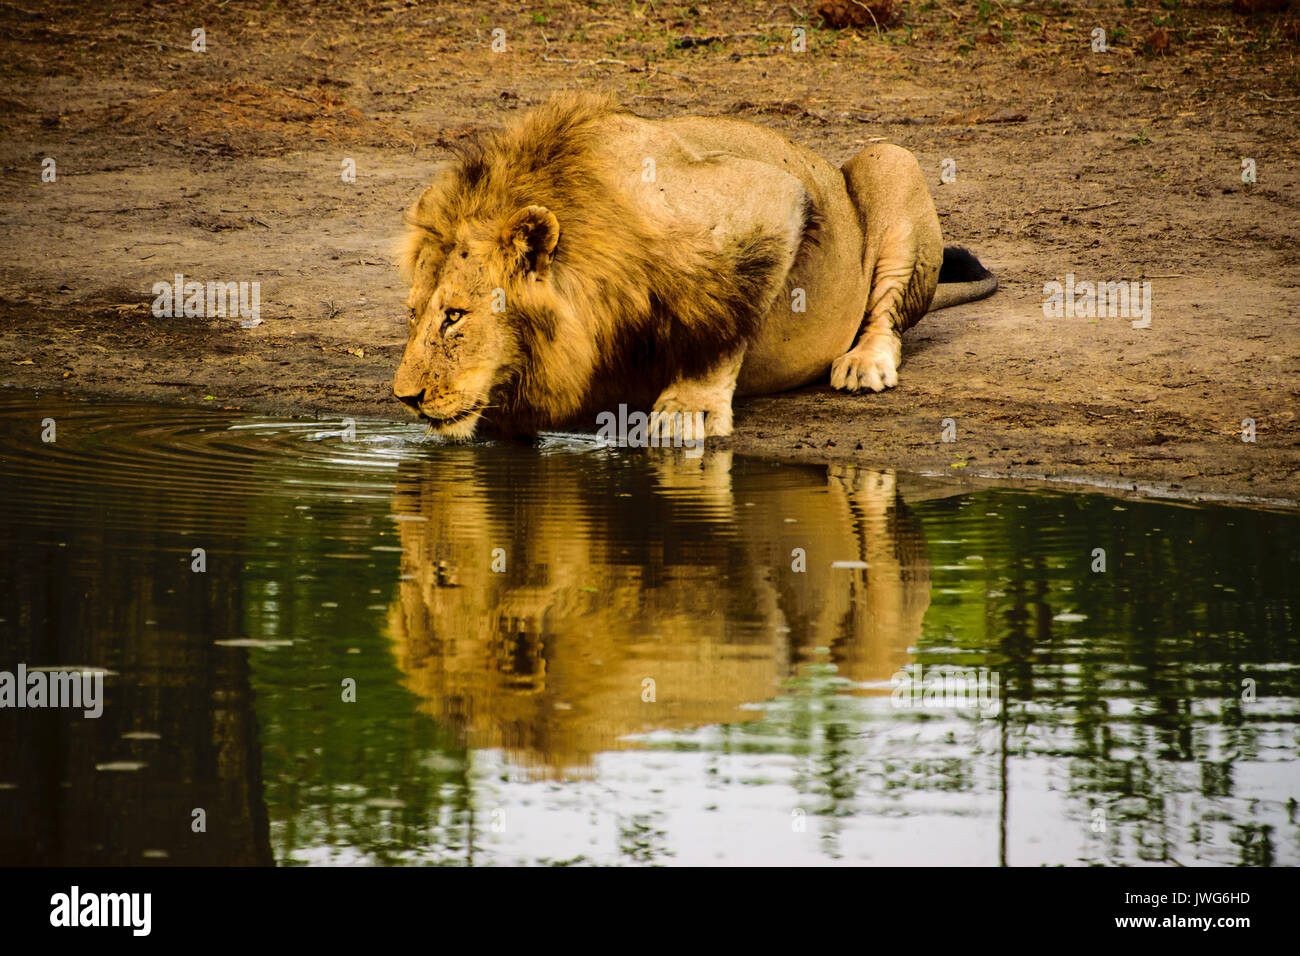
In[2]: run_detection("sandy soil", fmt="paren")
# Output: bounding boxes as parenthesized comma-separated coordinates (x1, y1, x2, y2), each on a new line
(1, 0, 1297, 505)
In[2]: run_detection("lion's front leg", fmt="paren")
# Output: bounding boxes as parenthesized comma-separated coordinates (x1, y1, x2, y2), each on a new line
(650, 347, 746, 440)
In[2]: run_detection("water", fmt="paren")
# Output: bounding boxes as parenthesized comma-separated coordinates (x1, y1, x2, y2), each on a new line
(1, 390, 1297, 866)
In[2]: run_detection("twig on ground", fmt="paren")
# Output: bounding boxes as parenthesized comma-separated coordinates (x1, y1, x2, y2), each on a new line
(1073, 199, 1123, 212)
(639, 64, 692, 83)
(848, 0, 885, 39)
(542, 55, 628, 66)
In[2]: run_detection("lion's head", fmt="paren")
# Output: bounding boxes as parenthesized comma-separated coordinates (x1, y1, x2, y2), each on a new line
(395, 200, 560, 440)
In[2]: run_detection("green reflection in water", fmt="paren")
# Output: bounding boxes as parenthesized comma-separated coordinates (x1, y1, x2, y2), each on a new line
(0, 391, 1296, 866)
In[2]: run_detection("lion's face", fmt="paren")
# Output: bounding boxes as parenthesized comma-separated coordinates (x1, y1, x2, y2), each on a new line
(394, 230, 518, 440)
(394, 206, 560, 440)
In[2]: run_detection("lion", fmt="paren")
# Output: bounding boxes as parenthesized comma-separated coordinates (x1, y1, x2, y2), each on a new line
(394, 92, 996, 440)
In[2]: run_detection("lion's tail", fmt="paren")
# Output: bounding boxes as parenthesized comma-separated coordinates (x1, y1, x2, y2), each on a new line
(929, 246, 997, 311)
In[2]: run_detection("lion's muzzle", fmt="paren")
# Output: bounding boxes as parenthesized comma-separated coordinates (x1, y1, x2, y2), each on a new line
(394, 385, 425, 410)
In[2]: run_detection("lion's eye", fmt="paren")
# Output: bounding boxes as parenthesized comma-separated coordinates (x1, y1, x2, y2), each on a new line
(407, 306, 417, 326)
(440, 308, 467, 336)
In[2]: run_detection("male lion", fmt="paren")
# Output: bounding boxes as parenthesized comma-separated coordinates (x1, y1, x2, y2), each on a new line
(394, 93, 995, 440)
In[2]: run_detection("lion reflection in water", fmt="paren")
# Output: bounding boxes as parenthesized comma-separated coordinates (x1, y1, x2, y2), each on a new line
(386, 451, 932, 778)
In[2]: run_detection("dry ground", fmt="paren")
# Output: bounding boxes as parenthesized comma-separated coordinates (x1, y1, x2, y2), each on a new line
(0, 0, 1297, 504)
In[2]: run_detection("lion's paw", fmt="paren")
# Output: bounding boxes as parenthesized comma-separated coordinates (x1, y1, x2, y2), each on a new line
(830, 336, 901, 393)
(649, 387, 733, 441)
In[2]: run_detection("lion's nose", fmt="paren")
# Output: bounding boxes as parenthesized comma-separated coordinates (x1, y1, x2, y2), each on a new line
(395, 387, 425, 410)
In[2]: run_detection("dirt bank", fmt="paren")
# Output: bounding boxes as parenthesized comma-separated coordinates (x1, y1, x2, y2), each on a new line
(1, 0, 1297, 504)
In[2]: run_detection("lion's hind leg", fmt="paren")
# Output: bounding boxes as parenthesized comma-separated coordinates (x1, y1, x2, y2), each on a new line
(831, 145, 942, 394)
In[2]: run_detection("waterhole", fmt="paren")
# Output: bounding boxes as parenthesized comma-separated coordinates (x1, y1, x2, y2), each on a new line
(1, 390, 1297, 865)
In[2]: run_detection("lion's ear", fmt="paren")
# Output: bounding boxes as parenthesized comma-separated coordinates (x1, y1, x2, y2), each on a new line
(501, 205, 560, 278)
